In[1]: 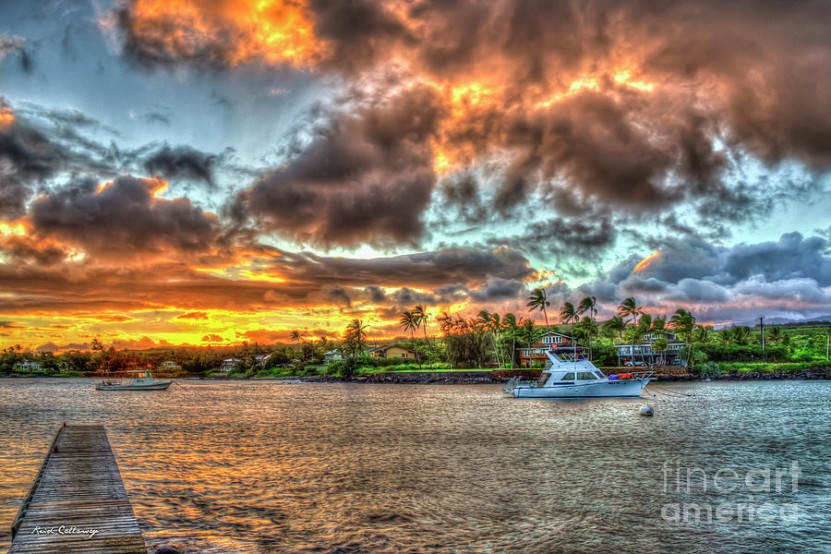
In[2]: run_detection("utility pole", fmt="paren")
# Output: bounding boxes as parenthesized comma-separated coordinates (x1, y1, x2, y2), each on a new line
(759, 316, 766, 363)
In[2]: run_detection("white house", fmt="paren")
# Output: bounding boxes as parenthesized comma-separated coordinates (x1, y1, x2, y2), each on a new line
(220, 358, 241, 372)
(615, 332, 686, 366)
(323, 350, 344, 365)
(16, 360, 44, 372)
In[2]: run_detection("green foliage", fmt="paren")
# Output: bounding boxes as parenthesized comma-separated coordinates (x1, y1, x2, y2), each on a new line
(693, 361, 721, 377)
(719, 361, 828, 374)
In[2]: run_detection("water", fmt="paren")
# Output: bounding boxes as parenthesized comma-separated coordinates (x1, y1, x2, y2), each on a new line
(1, 379, 830, 553)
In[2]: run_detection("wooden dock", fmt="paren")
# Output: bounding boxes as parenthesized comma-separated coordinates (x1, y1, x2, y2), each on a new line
(9, 424, 147, 553)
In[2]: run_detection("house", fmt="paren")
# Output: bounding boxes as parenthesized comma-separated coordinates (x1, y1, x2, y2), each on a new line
(15, 360, 44, 372)
(517, 332, 575, 367)
(255, 354, 272, 366)
(159, 361, 181, 372)
(220, 358, 241, 372)
(367, 344, 418, 360)
(614, 332, 686, 367)
(323, 349, 344, 365)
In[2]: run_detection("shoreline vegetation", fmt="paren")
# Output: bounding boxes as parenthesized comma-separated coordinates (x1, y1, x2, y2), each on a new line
(5, 295, 831, 383)
(3, 365, 831, 385)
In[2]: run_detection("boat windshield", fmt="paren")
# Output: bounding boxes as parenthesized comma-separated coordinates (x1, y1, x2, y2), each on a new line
(560, 372, 575, 381)
(577, 371, 597, 380)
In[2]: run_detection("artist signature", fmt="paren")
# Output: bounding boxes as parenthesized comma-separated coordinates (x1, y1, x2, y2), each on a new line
(31, 525, 99, 539)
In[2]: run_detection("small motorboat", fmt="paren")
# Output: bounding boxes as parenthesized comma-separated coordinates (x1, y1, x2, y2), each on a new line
(505, 347, 653, 399)
(96, 370, 173, 391)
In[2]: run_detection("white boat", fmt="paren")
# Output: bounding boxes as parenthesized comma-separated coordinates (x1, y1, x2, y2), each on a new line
(95, 370, 173, 391)
(506, 348, 653, 399)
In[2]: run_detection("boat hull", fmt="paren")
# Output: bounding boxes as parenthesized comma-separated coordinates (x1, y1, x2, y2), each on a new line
(512, 379, 649, 398)
(95, 381, 172, 391)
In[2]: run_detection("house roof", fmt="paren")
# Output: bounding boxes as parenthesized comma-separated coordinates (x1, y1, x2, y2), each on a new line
(367, 343, 416, 353)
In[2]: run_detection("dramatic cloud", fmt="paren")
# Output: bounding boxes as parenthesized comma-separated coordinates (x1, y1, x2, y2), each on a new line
(118, 0, 321, 68)
(143, 144, 221, 186)
(569, 232, 831, 323)
(118, 0, 831, 244)
(230, 85, 442, 247)
(0, 102, 67, 217)
(3, 1, 831, 350)
(269, 245, 535, 289)
(29, 175, 221, 259)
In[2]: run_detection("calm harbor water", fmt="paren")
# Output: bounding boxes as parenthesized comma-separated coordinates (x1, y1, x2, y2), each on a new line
(0, 379, 829, 553)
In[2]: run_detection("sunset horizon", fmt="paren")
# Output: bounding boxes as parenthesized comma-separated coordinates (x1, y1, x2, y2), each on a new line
(3, 1, 831, 352)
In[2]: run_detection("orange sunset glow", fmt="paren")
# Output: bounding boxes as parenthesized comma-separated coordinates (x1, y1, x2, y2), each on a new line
(128, 0, 321, 66)
(2, 0, 831, 353)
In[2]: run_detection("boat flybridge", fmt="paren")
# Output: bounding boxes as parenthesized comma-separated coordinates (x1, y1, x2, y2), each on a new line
(95, 370, 173, 391)
(506, 347, 653, 399)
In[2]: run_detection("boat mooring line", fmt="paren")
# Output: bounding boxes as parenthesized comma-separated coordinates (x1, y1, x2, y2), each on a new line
(644, 386, 694, 398)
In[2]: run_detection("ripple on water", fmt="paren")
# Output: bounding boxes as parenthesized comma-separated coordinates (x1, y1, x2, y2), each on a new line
(0, 379, 830, 553)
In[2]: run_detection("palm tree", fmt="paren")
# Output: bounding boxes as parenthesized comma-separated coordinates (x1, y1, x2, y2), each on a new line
(560, 302, 579, 327)
(344, 319, 369, 355)
(617, 297, 643, 326)
(478, 310, 505, 367)
(670, 309, 696, 366)
(652, 336, 668, 366)
(399, 311, 419, 339)
(650, 316, 667, 365)
(527, 288, 550, 328)
(413, 304, 431, 341)
(399, 310, 421, 365)
(730, 325, 751, 346)
(692, 325, 711, 346)
(603, 315, 627, 344)
(517, 318, 543, 367)
(574, 316, 598, 349)
(502, 313, 519, 367)
(289, 330, 304, 345)
(578, 296, 597, 357)
(578, 296, 597, 322)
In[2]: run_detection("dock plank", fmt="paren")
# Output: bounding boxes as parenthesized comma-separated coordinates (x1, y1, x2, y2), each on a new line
(9, 425, 147, 553)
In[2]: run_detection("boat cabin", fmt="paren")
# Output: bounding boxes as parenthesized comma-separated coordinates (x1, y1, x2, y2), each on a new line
(538, 367, 607, 386)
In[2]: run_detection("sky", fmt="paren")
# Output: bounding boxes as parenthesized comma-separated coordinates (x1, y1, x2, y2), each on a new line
(3, 0, 831, 351)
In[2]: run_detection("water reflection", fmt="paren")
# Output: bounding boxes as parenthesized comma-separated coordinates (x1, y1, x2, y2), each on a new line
(0, 379, 829, 553)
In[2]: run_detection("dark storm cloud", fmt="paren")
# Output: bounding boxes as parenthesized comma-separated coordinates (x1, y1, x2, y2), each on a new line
(438, 173, 487, 225)
(722, 232, 831, 285)
(0, 103, 67, 217)
(323, 286, 351, 307)
(230, 86, 442, 248)
(273, 245, 535, 289)
(30, 175, 220, 258)
(495, 214, 616, 260)
(117, 0, 831, 244)
(309, 0, 412, 73)
(116, 6, 228, 69)
(468, 277, 526, 302)
(572, 232, 831, 321)
(364, 285, 387, 303)
(143, 144, 221, 186)
(620, 232, 831, 288)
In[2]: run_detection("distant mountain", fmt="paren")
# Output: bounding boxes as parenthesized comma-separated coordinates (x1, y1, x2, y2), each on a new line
(723, 315, 831, 329)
